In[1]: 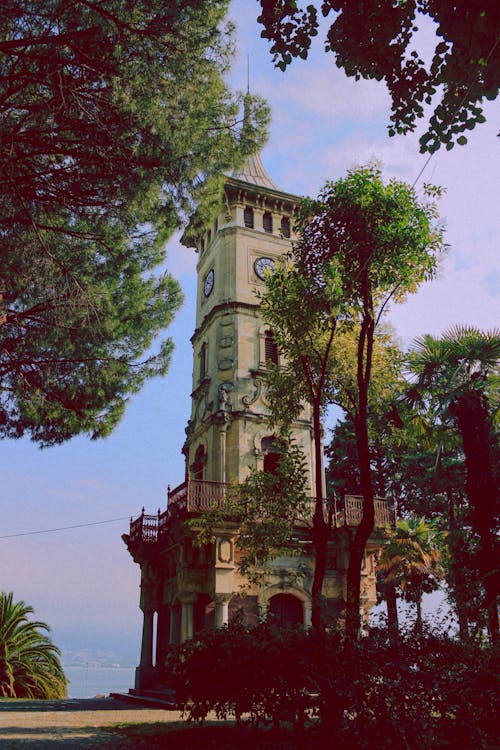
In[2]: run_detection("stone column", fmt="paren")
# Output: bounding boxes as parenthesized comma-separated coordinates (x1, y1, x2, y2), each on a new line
(180, 595, 196, 643)
(139, 609, 154, 667)
(169, 604, 181, 645)
(219, 423, 227, 483)
(156, 605, 170, 671)
(214, 594, 230, 628)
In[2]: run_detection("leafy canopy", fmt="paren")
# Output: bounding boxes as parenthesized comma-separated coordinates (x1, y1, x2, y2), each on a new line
(259, 165, 444, 635)
(258, 0, 500, 152)
(0, 0, 269, 445)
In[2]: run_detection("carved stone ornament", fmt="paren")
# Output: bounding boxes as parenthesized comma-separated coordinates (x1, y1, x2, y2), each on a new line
(242, 374, 263, 408)
(218, 538, 233, 564)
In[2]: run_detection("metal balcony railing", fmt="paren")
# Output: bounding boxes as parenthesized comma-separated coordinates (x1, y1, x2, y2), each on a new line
(128, 481, 395, 544)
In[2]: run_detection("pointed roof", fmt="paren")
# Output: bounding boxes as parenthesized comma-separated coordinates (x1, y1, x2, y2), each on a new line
(231, 152, 279, 191)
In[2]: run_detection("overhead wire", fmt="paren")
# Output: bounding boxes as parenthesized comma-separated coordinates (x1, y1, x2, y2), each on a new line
(0, 516, 131, 539)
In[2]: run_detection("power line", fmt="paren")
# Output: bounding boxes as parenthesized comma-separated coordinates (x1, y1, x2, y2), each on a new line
(0, 516, 131, 539)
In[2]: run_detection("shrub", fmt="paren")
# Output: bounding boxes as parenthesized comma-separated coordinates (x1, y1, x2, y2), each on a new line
(165, 621, 498, 748)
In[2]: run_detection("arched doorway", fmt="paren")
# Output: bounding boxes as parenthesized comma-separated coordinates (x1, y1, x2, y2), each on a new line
(268, 593, 304, 627)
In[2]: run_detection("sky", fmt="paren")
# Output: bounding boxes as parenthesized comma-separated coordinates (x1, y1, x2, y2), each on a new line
(0, 1, 498, 664)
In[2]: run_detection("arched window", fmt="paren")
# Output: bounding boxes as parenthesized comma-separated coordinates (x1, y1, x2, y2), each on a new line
(262, 436, 280, 475)
(263, 211, 273, 233)
(264, 330, 278, 365)
(269, 594, 303, 627)
(207, 229, 212, 245)
(193, 445, 205, 480)
(244, 205, 254, 228)
(199, 343, 207, 380)
(281, 216, 291, 238)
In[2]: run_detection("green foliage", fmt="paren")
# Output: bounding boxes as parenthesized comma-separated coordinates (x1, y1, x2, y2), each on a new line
(168, 621, 319, 727)
(261, 165, 444, 425)
(377, 515, 445, 631)
(257, 0, 500, 152)
(167, 621, 499, 748)
(293, 167, 444, 299)
(405, 326, 500, 641)
(0, 0, 269, 445)
(0, 592, 67, 699)
(260, 164, 444, 636)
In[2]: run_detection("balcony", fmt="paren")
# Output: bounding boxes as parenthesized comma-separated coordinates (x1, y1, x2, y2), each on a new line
(128, 480, 395, 545)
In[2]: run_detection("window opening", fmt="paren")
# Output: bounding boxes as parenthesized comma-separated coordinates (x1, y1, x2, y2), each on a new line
(281, 216, 291, 238)
(199, 343, 207, 380)
(263, 211, 273, 233)
(193, 445, 205, 480)
(264, 330, 278, 365)
(262, 436, 281, 476)
(244, 205, 254, 228)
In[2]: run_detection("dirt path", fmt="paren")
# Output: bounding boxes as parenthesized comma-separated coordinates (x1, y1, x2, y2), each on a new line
(0, 697, 186, 748)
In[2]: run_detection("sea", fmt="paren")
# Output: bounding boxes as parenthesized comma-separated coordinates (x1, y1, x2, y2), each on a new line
(64, 665, 136, 699)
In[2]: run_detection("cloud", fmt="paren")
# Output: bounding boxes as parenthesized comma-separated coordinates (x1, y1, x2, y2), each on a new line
(389, 254, 500, 345)
(269, 62, 391, 122)
(481, 269, 500, 299)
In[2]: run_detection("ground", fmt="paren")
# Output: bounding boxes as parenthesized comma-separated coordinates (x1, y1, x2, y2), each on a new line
(0, 697, 185, 749)
(0, 697, 298, 749)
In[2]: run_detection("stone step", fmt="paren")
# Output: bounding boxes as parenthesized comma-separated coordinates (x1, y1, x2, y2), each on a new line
(109, 689, 177, 709)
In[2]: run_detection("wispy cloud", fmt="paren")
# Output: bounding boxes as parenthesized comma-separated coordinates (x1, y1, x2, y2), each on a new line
(481, 269, 500, 299)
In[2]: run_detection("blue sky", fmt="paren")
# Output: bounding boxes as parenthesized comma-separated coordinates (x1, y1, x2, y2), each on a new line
(0, 1, 498, 662)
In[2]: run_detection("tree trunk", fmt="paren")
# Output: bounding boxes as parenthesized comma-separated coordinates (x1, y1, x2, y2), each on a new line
(415, 596, 423, 635)
(346, 410, 375, 640)
(455, 394, 499, 643)
(346, 302, 375, 641)
(311, 399, 329, 630)
(447, 489, 470, 642)
(385, 583, 399, 638)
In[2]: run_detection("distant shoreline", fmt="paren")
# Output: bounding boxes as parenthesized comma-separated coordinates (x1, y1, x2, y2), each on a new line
(63, 664, 135, 699)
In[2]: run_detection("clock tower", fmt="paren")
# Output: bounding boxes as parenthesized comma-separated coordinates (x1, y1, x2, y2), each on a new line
(124, 140, 394, 694)
(182, 150, 316, 492)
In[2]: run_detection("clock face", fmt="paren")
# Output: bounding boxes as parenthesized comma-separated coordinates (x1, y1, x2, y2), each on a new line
(254, 256, 276, 280)
(203, 269, 214, 297)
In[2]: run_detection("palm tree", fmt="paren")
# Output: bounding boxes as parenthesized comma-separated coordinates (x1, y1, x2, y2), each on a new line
(406, 326, 500, 642)
(377, 516, 444, 635)
(0, 592, 67, 699)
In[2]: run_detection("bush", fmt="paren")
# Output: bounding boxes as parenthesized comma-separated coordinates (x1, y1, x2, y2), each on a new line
(165, 622, 499, 748)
